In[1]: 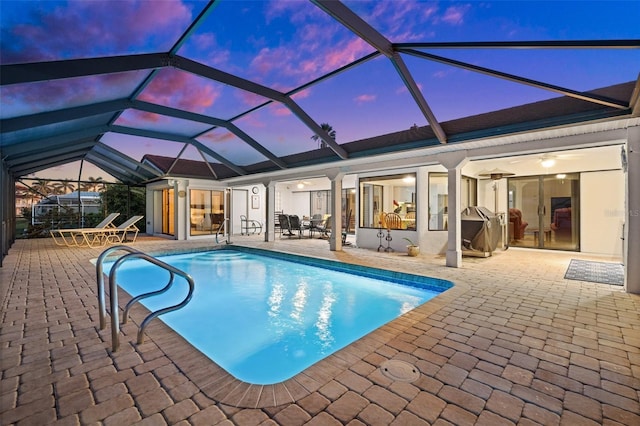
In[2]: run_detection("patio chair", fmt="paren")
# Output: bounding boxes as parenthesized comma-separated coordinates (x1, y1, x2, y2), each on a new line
(279, 214, 293, 237)
(50, 212, 120, 247)
(315, 215, 331, 239)
(286, 215, 308, 238)
(342, 210, 352, 245)
(309, 214, 323, 238)
(274, 210, 283, 235)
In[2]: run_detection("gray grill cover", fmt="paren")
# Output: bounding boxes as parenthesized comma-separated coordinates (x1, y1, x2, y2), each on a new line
(461, 206, 501, 254)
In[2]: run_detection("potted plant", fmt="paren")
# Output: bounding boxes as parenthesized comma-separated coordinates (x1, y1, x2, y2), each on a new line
(403, 237, 420, 257)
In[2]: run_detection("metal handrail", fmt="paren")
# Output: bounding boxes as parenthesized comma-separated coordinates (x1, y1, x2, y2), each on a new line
(215, 218, 230, 244)
(96, 245, 195, 352)
(96, 245, 143, 329)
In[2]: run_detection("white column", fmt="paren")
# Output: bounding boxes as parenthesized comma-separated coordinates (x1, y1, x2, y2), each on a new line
(264, 182, 276, 242)
(327, 170, 344, 251)
(175, 179, 188, 240)
(227, 188, 234, 244)
(416, 167, 429, 250)
(625, 127, 640, 294)
(437, 151, 469, 268)
(446, 167, 462, 267)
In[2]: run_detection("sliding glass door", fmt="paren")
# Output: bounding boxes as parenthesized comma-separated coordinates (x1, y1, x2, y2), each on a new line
(162, 188, 174, 236)
(508, 173, 579, 250)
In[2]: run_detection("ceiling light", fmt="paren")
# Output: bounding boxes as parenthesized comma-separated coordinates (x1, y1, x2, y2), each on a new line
(556, 174, 566, 179)
(541, 158, 555, 168)
(403, 176, 415, 183)
(297, 182, 304, 189)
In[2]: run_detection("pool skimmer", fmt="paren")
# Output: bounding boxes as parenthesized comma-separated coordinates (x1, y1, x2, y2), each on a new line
(380, 359, 420, 382)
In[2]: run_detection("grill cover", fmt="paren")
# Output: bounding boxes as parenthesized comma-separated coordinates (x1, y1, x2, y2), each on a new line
(461, 206, 501, 254)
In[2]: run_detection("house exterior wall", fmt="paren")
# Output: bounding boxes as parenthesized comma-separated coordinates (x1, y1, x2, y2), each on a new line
(146, 178, 230, 241)
(581, 170, 625, 256)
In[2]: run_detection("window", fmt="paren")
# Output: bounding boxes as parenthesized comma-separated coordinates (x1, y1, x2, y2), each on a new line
(310, 190, 329, 216)
(428, 174, 447, 230)
(429, 173, 477, 230)
(190, 189, 225, 236)
(359, 173, 416, 229)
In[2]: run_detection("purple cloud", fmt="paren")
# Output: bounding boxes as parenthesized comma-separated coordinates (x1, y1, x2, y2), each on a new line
(1, 71, 143, 117)
(441, 5, 471, 25)
(2, 0, 192, 64)
(200, 130, 236, 144)
(354, 94, 377, 105)
(138, 69, 222, 113)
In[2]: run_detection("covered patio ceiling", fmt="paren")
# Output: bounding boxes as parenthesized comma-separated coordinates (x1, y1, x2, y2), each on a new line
(1, 1, 639, 185)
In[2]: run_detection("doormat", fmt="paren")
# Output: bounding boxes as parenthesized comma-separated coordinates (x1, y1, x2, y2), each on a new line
(564, 259, 624, 286)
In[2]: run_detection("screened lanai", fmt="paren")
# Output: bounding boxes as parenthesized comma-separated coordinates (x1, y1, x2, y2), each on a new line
(3, 1, 639, 179)
(1, 1, 640, 290)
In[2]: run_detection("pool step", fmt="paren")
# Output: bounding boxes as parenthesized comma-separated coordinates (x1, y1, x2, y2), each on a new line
(192, 251, 248, 263)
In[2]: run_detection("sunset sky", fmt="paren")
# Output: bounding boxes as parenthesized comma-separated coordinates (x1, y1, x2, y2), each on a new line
(1, 0, 638, 182)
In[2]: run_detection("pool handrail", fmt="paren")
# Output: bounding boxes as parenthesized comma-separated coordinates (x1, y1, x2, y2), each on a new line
(109, 252, 194, 351)
(96, 245, 143, 330)
(215, 218, 230, 244)
(96, 245, 195, 352)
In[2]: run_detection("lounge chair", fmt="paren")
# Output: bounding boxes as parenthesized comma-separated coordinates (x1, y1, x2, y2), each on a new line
(103, 215, 144, 244)
(73, 215, 144, 247)
(50, 213, 120, 247)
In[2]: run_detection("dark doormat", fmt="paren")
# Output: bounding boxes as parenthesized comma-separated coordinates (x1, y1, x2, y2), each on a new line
(564, 259, 624, 286)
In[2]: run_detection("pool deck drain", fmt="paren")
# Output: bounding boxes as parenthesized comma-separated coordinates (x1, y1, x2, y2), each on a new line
(380, 359, 420, 382)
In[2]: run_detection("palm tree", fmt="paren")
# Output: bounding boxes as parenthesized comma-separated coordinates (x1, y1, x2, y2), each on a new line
(311, 123, 336, 149)
(31, 179, 54, 197)
(54, 179, 76, 194)
(82, 176, 104, 192)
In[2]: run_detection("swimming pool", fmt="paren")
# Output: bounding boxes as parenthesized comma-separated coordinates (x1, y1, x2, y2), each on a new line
(107, 247, 452, 384)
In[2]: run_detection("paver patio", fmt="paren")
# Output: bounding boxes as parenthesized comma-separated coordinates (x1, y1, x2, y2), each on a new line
(1, 236, 639, 425)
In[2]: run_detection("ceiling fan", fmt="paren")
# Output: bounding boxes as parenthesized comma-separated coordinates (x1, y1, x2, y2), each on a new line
(509, 152, 583, 166)
(538, 152, 584, 168)
(296, 180, 313, 189)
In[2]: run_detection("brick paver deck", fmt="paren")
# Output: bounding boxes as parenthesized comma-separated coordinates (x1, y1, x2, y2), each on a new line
(1, 237, 639, 425)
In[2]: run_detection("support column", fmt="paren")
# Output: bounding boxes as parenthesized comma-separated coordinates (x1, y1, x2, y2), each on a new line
(175, 179, 188, 241)
(625, 127, 639, 294)
(327, 170, 345, 251)
(437, 151, 469, 268)
(416, 167, 429, 250)
(226, 188, 233, 244)
(264, 182, 276, 242)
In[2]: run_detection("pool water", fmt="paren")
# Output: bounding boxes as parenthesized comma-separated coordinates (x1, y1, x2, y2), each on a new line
(108, 248, 451, 384)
